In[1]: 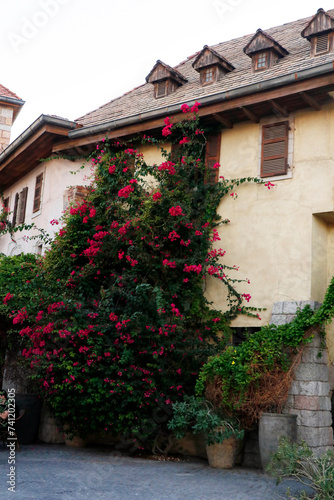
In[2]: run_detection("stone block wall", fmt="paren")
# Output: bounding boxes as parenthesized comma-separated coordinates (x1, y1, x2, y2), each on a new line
(0, 105, 13, 152)
(271, 301, 334, 456)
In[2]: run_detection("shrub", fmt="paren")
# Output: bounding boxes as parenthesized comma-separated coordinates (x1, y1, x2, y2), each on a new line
(267, 437, 334, 500)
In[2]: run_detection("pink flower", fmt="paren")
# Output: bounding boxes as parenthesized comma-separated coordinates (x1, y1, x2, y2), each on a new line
(118, 185, 134, 198)
(169, 206, 184, 216)
(179, 137, 190, 145)
(109, 312, 118, 322)
(3, 293, 14, 304)
(109, 165, 116, 174)
(191, 101, 201, 113)
(13, 308, 28, 324)
(242, 293, 252, 303)
(213, 163, 220, 169)
(50, 219, 59, 225)
(180, 103, 190, 113)
(265, 181, 275, 190)
(158, 161, 175, 175)
(129, 179, 137, 184)
(152, 191, 162, 201)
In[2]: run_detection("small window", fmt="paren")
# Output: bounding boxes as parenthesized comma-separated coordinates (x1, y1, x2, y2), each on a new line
(232, 327, 261, 346)
(316, 33, 329, 54)
(204, 134, 221, 184)
(12, 193, 19, 226)
(156, 81, 167, 98)
(261, 122, 289, 177)
(12, 188, 28, 226)
(33, 173, 44, 213)
(18, 187, 28, 224)
(205, 68, 213, 83)
(255, 52, 268, 71)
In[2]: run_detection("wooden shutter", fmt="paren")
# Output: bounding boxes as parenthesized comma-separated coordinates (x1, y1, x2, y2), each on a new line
(261, 122, 288, 177)
(156, 81, 166, 98)
(33, 173, 43, 213)
(18, 187, 28, 224)
(316, 33, 329, 54)
(171, 143, 181, 164)
(12, 193, 19, 226)
(204, 134, 221, 184)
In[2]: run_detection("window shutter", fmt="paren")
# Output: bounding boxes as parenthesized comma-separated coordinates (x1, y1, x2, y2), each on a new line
(18, 187, 28, 224)
(204, 134, 221, 184)
(261, 122, 288, 177)
(12, 193, 19, 226)
(156, 81, 166, 98)
(316, 33, 329, 54)
(171, 143, 181, 164)
(33, 173, 43, 213)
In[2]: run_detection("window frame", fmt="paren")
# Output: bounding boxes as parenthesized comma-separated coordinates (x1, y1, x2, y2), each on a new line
(33, 172, 44, 213)
(261, 121, 289, 178)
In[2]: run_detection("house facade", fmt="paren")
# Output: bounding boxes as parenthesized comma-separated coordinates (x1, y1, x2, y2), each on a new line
(1, 9, 334, 451)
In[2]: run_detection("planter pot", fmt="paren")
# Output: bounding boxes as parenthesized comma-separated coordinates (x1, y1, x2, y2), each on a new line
(259, 412, 297, 470)
(206, 435, 239, 469)
(15, 393, 42, 445)
(64, 434, 87, 447)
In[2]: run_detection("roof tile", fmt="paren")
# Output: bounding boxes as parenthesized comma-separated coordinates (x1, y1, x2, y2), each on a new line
(76, 9, 334, 128)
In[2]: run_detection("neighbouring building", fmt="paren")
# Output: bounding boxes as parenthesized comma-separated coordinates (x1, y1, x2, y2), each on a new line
(1, 7, 334, 453)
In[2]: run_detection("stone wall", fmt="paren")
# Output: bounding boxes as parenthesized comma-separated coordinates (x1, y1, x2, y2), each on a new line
(0, 105, 13, 152)
(271, 301, 334, 456)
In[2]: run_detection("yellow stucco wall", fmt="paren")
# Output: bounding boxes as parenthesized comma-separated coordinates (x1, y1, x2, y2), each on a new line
(139, 104, 334, 341)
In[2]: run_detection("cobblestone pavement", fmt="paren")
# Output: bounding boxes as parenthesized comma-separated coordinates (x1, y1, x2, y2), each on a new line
(0, 444, 311, 500)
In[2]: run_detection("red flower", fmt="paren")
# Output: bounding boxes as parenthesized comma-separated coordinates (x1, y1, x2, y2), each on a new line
(109, 312, 118, 322)
(152, 191, 162, 201)
(109, 165, 116, 174)
(265, 181, 275, 190)
(169, 206, 184, 216)
(118, 185, 134, 198)
(179, 137, 190, 145)
(180, 103, 190, 113)
(3, 293, 14, 304)
(191, 101, 201, 113)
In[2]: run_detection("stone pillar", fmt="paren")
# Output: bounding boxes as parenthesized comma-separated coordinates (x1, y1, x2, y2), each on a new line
(0, 105, 13, 152)
(271, 301, 334, 455)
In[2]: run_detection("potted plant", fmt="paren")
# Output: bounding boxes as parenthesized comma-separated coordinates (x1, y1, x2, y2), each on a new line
(195, 313, 322, 470)
(167, 395, 244, 468)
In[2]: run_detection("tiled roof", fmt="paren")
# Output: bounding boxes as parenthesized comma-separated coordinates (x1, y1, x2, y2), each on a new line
(76, 9, 334, 128)
(0, 84, 22, 101)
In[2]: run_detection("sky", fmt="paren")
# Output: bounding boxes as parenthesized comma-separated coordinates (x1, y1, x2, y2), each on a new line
(1, 0, 334, 141)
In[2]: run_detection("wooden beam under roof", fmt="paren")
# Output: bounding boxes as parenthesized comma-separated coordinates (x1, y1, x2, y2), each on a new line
(269, 99, 288, 117)
(240, 106, 259, 123)
(299, 91, 321, 110)
(212, 113, 233, 128)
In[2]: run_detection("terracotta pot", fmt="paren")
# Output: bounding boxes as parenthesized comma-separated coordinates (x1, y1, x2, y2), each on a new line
(206, 435, 238, 469)
(64, 434, 87, 447)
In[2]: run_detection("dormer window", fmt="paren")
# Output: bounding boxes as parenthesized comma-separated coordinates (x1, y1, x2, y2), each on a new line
(156, 81, 167, 98)
(301, 9, 334, 57)
(146, 60, 187, 99)
(255, 52, 268, 70)
(192, 46, 234, 86)
(244, 29, 288, 72)
(204, 67, 214, 84)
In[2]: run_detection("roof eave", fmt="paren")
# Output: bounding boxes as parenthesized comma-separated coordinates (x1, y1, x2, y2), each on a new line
(70, 61, 334, 140)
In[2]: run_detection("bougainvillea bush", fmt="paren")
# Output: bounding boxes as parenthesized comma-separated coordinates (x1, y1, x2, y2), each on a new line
(2, 106, 261, 448)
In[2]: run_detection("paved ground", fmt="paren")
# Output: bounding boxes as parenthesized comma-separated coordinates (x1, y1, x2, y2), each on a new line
(0, 444, 312, 500)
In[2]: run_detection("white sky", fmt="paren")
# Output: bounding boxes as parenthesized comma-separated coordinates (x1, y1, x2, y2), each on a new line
(1, 0, 333, 141)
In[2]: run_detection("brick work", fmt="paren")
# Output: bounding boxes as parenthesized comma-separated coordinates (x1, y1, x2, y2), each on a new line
(271, 301, 333, 455)
(63, 185, 91, 211)
(0, 105, 13, 152)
